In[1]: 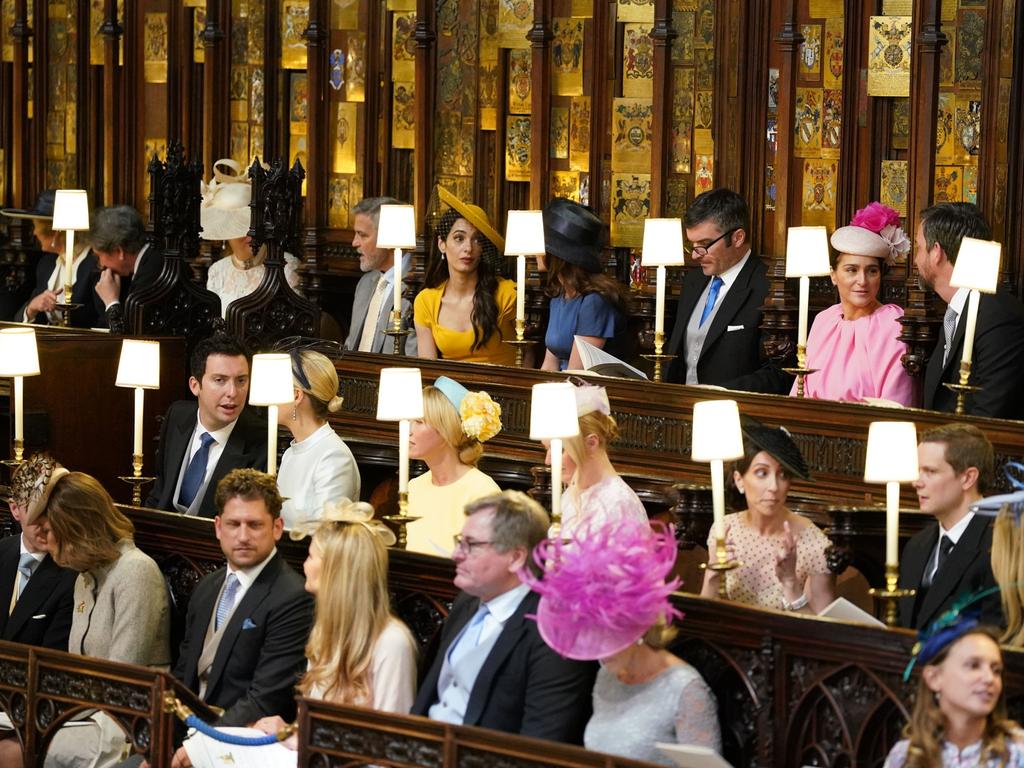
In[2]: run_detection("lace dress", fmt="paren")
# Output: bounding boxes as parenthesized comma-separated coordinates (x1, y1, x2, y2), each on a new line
(584, 663, 721, 765)
(206, 253, 303, 318)
(884, 736, 1024, 767)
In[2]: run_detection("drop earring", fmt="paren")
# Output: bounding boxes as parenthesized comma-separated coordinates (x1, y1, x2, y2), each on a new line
(292, 405, 298, 422)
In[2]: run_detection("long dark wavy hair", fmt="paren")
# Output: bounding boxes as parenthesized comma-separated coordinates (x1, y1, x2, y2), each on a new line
(544, 253, 630, 314)
(424, 208, 502, 352)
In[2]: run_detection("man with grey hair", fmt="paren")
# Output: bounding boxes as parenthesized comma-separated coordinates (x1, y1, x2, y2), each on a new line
(411, 491, 596, 744)
(92, 205, 162, 333)
(343, 196, 417, 354)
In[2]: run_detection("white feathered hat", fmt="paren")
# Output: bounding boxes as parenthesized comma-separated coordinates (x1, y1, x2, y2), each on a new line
(200, 159, 252, 241)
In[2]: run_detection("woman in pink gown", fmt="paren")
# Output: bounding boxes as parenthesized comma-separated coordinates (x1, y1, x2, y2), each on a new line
(793, 202, 915, 406)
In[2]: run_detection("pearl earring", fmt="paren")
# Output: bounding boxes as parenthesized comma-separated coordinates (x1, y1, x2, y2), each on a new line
(292, 406, 298, 422)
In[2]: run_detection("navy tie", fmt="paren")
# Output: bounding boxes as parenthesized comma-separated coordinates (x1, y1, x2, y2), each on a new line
(177, 432, 215, 509)
(700, 276, 724, 327)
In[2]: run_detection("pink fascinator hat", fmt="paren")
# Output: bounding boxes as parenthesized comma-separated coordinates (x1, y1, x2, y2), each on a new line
(830, 202, 910, 267)
(520, 519, 682, 660)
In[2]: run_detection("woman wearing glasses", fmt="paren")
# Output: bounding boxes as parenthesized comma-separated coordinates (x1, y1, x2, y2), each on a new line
(276, 349, 360, 529)
(540, 198, 629, 371)
(792, 202, 914, 405)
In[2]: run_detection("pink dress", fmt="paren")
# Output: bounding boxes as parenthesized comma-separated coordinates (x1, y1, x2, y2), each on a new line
(561, 475, 648, 538)
(792, 302, 914, 406)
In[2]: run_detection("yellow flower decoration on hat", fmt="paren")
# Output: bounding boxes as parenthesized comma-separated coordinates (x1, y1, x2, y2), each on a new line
(460, 391, 502, 443)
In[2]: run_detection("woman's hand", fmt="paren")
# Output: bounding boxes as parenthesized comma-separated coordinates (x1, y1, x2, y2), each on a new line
(775, 520, 802, 601)
(25, 287, 63, 322)
(252, 716, 298, 751)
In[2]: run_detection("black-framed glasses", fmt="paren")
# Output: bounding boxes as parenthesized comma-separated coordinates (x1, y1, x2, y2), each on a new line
(686, 228, 737, 257)
(453, 534, 494, 555)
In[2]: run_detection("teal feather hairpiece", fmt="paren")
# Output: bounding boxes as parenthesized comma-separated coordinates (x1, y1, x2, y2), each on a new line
(903, 585, 1001, 682)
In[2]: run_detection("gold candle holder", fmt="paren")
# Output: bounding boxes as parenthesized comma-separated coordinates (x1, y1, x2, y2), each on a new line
(2, 438, 25, 470)
(118, 453, 156, 506)
(943, 359, 980, 416)
(640, 330, 676, 383)
(504, 318, 533, 368)
(51, 301, 82, 328)
(783, 343, 818, 397)
(383, 309, 412, 355)
(868, 562, 914, 627)
(383, 490, 420, 550)
(700, 535, 741, 599)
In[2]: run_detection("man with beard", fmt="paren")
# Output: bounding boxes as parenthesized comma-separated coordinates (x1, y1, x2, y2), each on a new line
(916, 203, 1024, 419)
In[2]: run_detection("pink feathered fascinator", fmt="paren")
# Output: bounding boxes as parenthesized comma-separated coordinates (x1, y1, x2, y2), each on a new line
(830, 202, 910, 267)
(519, 519, 682, 660)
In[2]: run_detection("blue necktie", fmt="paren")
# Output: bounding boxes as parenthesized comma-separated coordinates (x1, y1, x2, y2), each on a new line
(177, 432, 215, 509)
(17, 553, 37, 599)
(448, 605, 489, 667)
(215, 573, 240, 631)
(699, 276, 724, 327)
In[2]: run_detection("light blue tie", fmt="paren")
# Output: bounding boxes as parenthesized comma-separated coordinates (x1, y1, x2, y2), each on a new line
(17, 553, 37, 598)
(215, 573, 240, 631)
(178, 432, 215, 509)
(699, 276, 724, 327)
(448, 605, 489, 668)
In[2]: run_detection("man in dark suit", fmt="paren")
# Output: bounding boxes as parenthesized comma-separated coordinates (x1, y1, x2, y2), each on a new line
(146, 334, 267, 518)
(92, 205, 164, 334)
(168, 469, 313, 766)
(666, 188, 791, 393)
(0, 454, 76, 649)
(412, 491, 596, 744)
(916, 202, 1024, 419)
(898, 424, 1001, 629)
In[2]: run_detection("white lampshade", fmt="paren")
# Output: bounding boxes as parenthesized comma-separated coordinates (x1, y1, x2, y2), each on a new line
(785, 226, 831, 277)
(0, 328, 40, 377)
(503, 210, 546, 255)
(249, 353, 295, 406)
(115, 339, 160, 389)
(375, 205, 417, 249)
(691, 399, 744, 462)
(52, 189, 90, 231)
(950, 237, 1001, 294)
(529, 382, 579, 440)
(641, 219, 686, 266)
(864, 421, 919, 483)
(376, 367, 424, 421)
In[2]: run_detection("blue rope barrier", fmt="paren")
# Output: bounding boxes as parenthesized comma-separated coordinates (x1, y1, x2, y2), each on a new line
(184, 714, 282, 746)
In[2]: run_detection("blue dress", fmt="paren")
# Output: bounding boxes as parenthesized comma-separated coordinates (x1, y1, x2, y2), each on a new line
(545, 292, 620, 370)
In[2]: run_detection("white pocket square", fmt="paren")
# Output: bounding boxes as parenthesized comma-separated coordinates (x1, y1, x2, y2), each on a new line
(31, 614, 46, 620)
(726, 324, 745, 332)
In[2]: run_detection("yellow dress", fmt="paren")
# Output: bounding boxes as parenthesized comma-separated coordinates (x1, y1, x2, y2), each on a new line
(413, 278, 517, 365)
(406, 467, 501, 555)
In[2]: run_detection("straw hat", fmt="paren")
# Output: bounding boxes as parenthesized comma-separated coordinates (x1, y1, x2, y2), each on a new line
(435, 186, 505, 255)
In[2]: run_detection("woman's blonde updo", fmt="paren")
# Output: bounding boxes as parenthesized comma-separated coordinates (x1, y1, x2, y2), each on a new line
(564, 410, 620, 470)
(422, 386, 484, 467)
(293, 350, 345, 420)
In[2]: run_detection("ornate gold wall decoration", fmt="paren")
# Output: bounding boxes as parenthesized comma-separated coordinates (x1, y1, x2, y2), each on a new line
(610, 173, 651, 246)
(333, 102, 358, 174)
(617, 0, 654, 23)
(509, 50, 531, 114)
(392, 81, 416, 149)
(569, 96, 591, 171)
(498, 0, 532, 49)
(552, 17, 584, 96)
(347, 33, 366, 102)
(281, 0, 309, 69)
(392, 12, 416, 82)
(144, 13, 168, 83)
(506, 116, 531, 181)
(880, 160, 908, 216)
(867, 16, 911, 97)
(610, 97, 653, 172)
(623, 24, 654, 97)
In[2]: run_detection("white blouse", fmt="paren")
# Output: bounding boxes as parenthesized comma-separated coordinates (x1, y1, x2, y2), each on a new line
(277, 424, 360, 529)
(206, 253, 303, 318)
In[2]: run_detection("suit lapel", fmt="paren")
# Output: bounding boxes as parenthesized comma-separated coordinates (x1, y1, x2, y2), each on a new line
(6, 556, 59, 638)
(165, 410, 196, 504)
(698, 258, 755, 359)
(917, 516, 988, 627)
(0, 542, 18, 633)
(463, 593, 534, 727)
(200, 412, 257, 517)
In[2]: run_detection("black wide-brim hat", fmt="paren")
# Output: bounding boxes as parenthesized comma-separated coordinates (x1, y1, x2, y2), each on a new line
(1, 189, 56, 220)
(741, 418, 811, 480)
(542, 197, 604, 273)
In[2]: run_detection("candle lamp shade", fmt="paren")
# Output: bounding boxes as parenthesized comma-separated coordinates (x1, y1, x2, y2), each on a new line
(529, 382, 580, 440)
(864, 421, 919, 483)
(950, 237, 1001, 294)
(785, 226, 831, 277)
(641, 219, 686, 266)
(376, 367, 424, 421)
(52, 190, 90, 231)
(504, 210, 546, 255)
(0, 328, 41, 377)
(249, 354, 295, 406)
(115, 339, 161, 389)
(691, 399, 744, 462)
(376, 205, 417, 249)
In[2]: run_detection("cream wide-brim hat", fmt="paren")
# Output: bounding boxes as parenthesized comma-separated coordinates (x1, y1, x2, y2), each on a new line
(200, 159, 252, 241)
(829, 226, 890, 261)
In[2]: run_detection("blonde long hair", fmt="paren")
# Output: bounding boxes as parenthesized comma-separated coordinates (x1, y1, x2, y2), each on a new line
(422, 386, 483, 467)
(992, 510, 1024, 646)
(563, 410, 619, 473)
(300, 521, 403, 704)
(902, 627, 1015, 768)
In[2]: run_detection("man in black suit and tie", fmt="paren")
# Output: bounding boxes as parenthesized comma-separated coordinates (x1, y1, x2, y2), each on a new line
(898, 424, 1001, 629)
(92, 205, 164, 334)
(0, 454, 76, 649)
(165, 469, 313, 767)
(666, 189, 791, 393)
(411, 491, 596, 744)
(146, 334, 268, 518)
(916, 202, 1024, 419)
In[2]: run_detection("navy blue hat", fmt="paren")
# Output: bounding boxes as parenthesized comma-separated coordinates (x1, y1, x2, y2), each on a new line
(542, 198, 604, 273)
(1, 189, 56, 220)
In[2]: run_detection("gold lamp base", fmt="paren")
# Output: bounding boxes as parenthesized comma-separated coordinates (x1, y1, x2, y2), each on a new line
(52, 301, 83, 328)
(118, 454, 156, 506)
(383, 310, 412, 355)
(700, 536, 741, 598)
(383, 491, 420, 550)
(782, 344, 818, 397)
(943, 360, 980, 416)
(640, 330, 676, 383)
(2, 438, 25, 470)
(505, 318, 532, 368)
(868, 563, 915, 627)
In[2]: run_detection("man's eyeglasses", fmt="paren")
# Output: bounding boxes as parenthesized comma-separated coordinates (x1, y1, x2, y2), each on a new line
(453, 534, 493, 555)
(686, 229, 736, 257)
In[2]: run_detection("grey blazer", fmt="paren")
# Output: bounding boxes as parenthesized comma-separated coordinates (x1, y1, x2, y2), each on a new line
(344, 270, 417, 355)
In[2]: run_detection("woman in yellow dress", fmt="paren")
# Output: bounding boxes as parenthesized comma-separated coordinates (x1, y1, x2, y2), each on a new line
(413, 187, 517, 366)
(405, 376, 503, 555)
